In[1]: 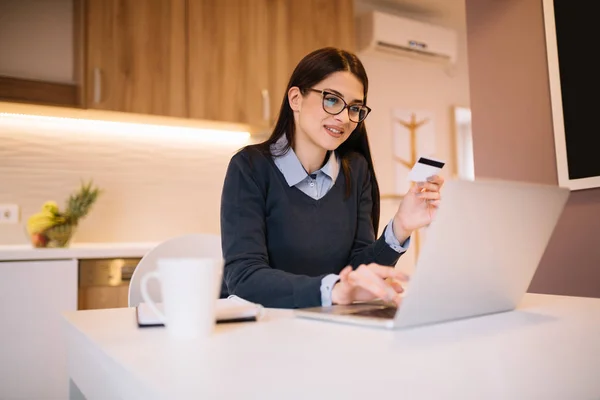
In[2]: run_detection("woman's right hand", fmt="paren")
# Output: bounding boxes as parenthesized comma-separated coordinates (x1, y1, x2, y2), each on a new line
(331, 264, 409, 306)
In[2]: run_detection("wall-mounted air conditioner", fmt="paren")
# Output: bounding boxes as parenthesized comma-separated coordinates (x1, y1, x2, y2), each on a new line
(356, 11, 458, 65)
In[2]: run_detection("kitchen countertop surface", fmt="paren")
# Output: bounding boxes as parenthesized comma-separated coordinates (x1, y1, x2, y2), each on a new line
(0, 242, 158, 261)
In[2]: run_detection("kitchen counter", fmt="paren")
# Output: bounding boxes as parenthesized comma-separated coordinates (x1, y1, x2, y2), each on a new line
(0, 242, 158, 261)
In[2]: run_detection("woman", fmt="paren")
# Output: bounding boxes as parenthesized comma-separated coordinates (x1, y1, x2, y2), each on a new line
(220, 47, 443, 309)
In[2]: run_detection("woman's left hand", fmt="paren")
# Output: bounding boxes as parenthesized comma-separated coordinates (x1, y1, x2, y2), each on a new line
(392, 175, 445, 242)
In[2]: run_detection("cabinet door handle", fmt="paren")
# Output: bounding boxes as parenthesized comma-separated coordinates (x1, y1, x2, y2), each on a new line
(261, 89, 270, 123)
(93, 68, 102, 104)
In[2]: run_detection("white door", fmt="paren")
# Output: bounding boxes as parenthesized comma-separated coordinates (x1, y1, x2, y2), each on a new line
(0, 259, 77, 400)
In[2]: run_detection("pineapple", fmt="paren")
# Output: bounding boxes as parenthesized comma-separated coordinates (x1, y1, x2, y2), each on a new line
(43, 181, 102, 247)
(63, 180, 102, 225)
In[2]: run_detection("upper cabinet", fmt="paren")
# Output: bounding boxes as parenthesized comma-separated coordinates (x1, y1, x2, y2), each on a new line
(187, 1, 273, 128)
(83, 0, 187, 117)
(280, 0, 356, 70)
(268, 0, 355, 127)
(186, 0, 354, 127)
(2, 0, 354, 127)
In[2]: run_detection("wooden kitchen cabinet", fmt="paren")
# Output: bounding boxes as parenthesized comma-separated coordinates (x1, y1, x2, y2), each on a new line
(187, 0, 355, 127)
(187, 0, 273, 127)
(275, 0, 356, 77)
(83, 0, 187, 117)
(81, 0, 354, 125)
(78, 285, 129, 309)
(268, 0, 355, 126)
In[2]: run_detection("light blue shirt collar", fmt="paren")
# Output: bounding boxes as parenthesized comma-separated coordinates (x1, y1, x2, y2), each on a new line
(271, 136, 339, 187)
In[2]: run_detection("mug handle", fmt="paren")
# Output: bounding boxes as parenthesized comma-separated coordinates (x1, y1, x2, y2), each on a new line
(140, 271, 167, 324)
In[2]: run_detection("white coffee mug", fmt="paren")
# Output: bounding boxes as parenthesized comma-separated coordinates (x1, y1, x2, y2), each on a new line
(140, 257, 223, 339)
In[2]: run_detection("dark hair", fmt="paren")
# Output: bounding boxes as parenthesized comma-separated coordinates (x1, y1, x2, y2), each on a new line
(257, 47, 381, 236)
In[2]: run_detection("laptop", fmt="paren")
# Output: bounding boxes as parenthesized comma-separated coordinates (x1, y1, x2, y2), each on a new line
(295, 178, 570, 329)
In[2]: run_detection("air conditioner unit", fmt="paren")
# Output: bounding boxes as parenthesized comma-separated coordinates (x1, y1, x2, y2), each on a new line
(356, 11, 458, 65)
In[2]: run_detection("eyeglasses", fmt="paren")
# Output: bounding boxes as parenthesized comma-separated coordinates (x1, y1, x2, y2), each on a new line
(305, 88, 371, 123)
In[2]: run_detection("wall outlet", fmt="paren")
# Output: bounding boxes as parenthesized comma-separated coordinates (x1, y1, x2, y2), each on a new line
(0, 204, 20, 224)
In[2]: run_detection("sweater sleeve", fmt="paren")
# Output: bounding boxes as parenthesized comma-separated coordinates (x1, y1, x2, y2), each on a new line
(347, 157, 403, 268)
(220, 150, 324, 309)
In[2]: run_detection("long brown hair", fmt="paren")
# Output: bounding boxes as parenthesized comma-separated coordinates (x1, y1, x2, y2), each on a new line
(257, 47, 381, 236)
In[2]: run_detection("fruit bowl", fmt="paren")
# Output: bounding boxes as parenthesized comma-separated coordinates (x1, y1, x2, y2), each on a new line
(28, 224, 77, 248)
(44, 223, 77, 247)
(26, 181, 100, 248)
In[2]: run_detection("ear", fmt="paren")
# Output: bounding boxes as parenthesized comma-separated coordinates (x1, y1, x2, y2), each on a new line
(288, 86, 303, 112)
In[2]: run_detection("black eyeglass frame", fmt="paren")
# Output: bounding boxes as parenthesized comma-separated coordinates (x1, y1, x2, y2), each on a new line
(305, 88, 372, 123)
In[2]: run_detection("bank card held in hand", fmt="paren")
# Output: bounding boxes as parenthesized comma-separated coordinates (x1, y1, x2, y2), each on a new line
(408, 156, 445, 182)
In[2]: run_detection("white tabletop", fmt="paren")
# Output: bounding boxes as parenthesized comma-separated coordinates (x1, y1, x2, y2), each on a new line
(63, 293, 600, 400)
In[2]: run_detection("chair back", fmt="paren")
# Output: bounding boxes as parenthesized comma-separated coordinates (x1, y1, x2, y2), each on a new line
(128, 233, 222, 307)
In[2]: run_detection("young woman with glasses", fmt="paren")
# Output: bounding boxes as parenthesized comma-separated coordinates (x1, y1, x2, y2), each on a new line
(220, 47, 444, 309)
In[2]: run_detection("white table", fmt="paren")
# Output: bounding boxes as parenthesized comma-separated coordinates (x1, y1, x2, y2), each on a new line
(63, 293, 600, 400)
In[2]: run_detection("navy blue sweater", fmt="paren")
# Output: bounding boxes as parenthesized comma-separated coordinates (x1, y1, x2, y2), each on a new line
(220, 146, 402, 308)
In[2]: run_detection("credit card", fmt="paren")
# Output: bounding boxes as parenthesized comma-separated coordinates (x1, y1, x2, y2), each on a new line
(408, 156, 445, 182)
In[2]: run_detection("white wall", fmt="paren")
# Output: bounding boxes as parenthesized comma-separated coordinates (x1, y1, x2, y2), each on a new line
(0, 0, 74, 83)
(356, 1, 471, 271)
(0, 115, 250, 245)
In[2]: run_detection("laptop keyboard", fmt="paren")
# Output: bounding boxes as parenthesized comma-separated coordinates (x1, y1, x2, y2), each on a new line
(350, 306, 398, 319)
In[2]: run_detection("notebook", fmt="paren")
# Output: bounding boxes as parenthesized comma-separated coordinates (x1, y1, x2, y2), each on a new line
(136, 295, 264, 327)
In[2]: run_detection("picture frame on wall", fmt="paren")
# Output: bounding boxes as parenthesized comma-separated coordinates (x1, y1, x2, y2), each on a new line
(451, 106, 474, 181)
(542, 0, 600, 190)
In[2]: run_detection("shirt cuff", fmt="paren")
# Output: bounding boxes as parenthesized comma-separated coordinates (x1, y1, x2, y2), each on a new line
(320, 273, 341, 306)
(384, 218, 410, 253)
